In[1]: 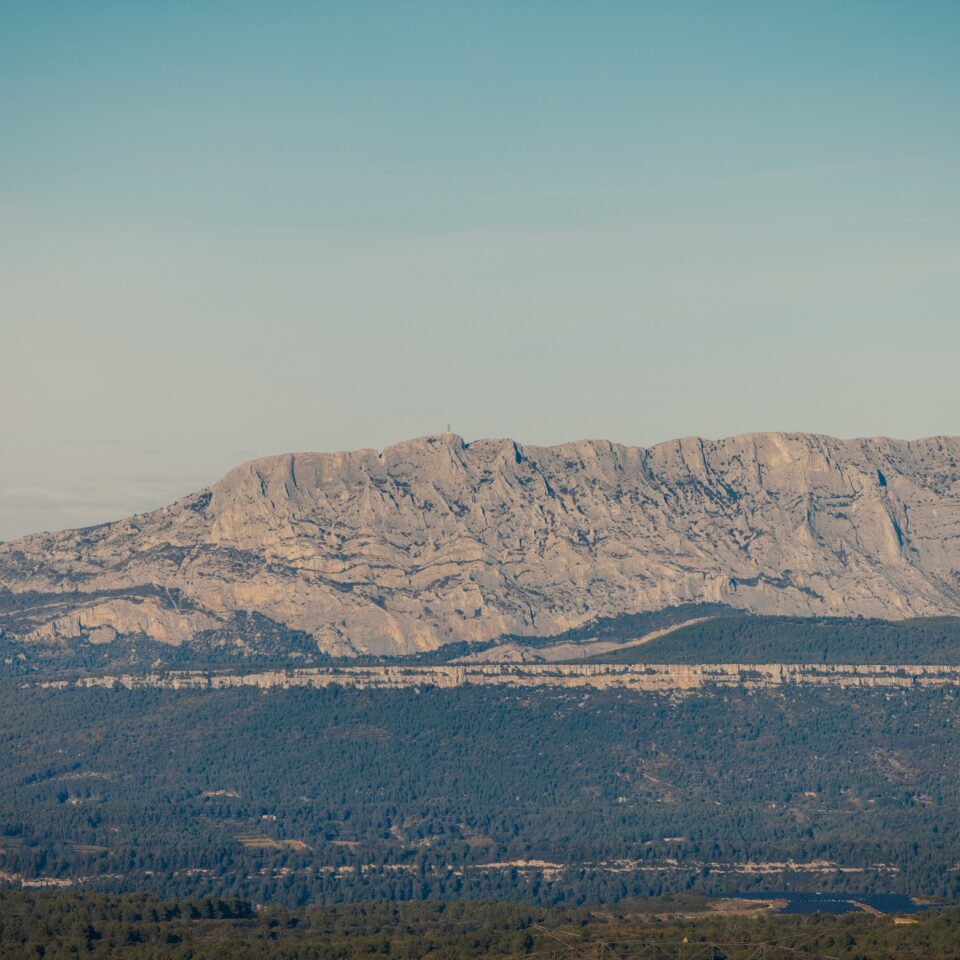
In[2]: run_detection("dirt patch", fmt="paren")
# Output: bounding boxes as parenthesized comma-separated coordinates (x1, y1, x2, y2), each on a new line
(237, 836, 281, 850)
(283, 839, 312, 852)
(329, 839, 362, 851)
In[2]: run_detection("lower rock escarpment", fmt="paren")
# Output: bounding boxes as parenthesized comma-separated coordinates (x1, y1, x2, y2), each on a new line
(36, 662, 960, 693)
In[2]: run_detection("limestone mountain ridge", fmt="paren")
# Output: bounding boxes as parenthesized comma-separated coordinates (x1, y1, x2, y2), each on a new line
(2, 431, 960, 657)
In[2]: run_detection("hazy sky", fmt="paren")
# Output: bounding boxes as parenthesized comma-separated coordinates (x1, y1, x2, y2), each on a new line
(2, 1, 959, 540)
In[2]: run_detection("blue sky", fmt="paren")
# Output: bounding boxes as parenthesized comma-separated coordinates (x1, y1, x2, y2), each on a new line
(1, 1, 958, 538)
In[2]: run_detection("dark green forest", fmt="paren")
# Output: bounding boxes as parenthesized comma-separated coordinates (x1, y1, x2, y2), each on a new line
(2, 683, 960, 906)
(585, 615, 960, 665)
(380, 608, 960, 666)
(1, 891, 958, 959)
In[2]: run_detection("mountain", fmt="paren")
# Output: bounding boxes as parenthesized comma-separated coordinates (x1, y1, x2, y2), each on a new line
(2, 432, 960, 657)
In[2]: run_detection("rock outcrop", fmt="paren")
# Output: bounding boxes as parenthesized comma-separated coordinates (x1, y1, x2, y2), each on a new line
(3, 432, 960, 656)
(37, 663, 960, 694)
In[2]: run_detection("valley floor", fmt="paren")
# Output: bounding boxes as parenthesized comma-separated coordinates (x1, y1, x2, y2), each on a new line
(0, 891, 956, 959)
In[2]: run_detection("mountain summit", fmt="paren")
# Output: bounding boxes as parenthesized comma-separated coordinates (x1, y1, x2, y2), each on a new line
(2, 432, 960, 656)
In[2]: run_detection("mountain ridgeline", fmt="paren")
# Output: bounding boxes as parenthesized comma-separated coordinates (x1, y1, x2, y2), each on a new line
(2, 432, 960, 661)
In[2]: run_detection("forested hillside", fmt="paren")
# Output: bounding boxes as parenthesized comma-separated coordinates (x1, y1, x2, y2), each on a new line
(2, 683, 960, 905)
(11, 609, 960, 676)
(582, 615, 960, 664)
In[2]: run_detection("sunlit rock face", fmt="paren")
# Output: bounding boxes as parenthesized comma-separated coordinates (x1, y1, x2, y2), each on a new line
(3, 432, 960, 656)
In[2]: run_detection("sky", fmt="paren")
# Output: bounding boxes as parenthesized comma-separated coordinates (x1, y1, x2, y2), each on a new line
(1, 1, 959, 540)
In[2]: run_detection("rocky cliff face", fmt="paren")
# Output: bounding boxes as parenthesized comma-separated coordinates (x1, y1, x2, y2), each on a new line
(2, 432, 960, 656)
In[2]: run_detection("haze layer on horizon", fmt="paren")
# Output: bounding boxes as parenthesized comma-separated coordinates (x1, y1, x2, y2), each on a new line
(1, 1, 958, 540)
